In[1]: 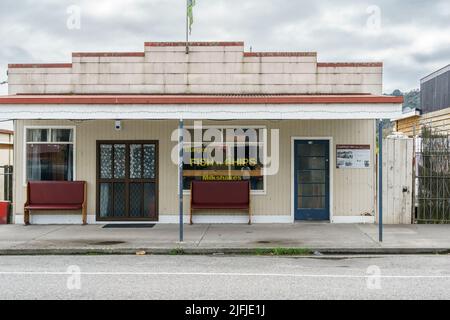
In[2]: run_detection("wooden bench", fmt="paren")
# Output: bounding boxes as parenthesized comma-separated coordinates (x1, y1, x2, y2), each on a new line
(190, 180, 251, 225)
(24, 181, 87, 225)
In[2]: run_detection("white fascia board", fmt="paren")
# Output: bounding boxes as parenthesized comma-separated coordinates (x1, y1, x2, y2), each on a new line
(391, 109, 420, 121)
(0, 103, 403, 120)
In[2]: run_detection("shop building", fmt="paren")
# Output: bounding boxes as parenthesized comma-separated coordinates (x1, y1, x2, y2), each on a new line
(0, 41, 402, 224)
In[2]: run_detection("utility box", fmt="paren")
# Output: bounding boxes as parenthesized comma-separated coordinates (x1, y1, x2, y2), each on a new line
(0, 201, 9, 224)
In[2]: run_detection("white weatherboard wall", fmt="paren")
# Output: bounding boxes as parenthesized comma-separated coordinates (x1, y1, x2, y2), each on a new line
(13, 119, 376, 224)
(8, 42, 383, 95)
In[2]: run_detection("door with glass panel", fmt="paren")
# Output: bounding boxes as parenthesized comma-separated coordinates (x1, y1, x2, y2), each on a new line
(97, 141, 158, 221)
(294, 140, 330, 221)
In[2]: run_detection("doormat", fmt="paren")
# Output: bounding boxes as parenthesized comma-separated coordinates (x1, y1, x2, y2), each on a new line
(102, 224, 156, 229)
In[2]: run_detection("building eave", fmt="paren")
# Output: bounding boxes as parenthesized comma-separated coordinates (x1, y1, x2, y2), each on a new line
(0, 94, 403, 105)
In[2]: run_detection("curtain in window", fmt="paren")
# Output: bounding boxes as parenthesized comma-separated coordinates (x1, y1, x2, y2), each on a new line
(27, 145, 43, 181)
(26, 144, 73, 181)
(66, 144, 73, 181)
(27, 129, 48, 143)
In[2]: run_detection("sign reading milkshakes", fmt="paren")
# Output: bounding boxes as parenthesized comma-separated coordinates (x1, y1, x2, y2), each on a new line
(336, 145, 371, 169)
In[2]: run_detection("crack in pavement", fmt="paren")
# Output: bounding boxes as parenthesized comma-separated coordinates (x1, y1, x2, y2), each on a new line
(197, 224, 211, 247)
(12, 226, 71, 248)
(355, 225, 382, 247)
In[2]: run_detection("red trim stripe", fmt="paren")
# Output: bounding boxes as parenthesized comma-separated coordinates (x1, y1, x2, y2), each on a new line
(0, 95, 404, 105)
(72, 52, 145, 57)
(244, 52, 317, 57)
(8, 63, 72, 69)
(145, 42, 244, 47)
(318, 62, 383, 67)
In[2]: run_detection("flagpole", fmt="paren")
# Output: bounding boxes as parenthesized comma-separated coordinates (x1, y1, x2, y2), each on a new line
(186, 0, 189, 54)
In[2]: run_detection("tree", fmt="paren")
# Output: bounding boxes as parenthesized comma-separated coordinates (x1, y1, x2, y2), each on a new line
(388, 89, 420, 111)
(403, 89, 420, 111)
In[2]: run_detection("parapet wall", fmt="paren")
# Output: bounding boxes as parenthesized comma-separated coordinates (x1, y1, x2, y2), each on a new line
(8, 41, 383, 95)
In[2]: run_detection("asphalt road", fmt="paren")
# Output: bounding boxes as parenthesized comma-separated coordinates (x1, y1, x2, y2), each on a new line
(0, 254, 449, 300)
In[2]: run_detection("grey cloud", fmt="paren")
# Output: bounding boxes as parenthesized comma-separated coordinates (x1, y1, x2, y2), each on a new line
(413, 47, 450, 65)
(0, 46, 33, 62)
(383, 61, 426, 92)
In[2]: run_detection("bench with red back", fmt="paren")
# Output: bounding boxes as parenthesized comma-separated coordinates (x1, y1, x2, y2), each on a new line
(190, 180, 251, 225)
(24, 181, 87, 225)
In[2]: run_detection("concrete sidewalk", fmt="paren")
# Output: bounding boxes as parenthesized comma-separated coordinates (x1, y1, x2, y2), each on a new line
(1, 223, 450, 255)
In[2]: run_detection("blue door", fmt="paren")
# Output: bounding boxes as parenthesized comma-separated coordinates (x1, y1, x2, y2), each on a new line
(294, 140, 330, 221)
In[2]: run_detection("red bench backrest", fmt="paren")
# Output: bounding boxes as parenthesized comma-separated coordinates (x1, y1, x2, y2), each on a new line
(28, 181, 85, 205)
(191, 181, 250, 206)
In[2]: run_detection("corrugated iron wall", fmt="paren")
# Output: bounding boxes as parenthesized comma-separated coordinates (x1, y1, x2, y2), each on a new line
(421, 68, 450, 114)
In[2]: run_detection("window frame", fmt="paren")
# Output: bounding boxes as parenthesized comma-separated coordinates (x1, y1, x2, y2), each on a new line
(181, 125, 267, 196)
(23, 125, 77, 186)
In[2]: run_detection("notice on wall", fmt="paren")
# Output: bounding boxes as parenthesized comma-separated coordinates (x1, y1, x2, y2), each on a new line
(336, 145, 371, 169)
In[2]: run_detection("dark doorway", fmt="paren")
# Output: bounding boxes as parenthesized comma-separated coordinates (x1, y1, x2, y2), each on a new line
(294, 140, 330, 221)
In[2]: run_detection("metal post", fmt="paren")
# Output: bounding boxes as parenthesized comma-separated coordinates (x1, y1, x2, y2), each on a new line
(179, 119, 184, 242)
(411, 124, 416, 224)
(378, 119, 383, 242)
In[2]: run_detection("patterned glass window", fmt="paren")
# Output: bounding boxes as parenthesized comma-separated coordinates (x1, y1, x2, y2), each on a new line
(130, 144, 142, 179)
(143, 144, 156, 179)
(114, 144, 126, 179)
(100, 144, 113, 179)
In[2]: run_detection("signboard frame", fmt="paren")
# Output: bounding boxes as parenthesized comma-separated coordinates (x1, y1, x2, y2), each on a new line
(336, 144, 371, 169)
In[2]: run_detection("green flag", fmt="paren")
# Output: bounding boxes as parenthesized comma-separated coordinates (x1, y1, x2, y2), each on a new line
(187, 0, 196, 35)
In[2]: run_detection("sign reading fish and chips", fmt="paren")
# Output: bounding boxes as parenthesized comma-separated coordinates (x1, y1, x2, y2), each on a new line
(336, 145, 371, 169)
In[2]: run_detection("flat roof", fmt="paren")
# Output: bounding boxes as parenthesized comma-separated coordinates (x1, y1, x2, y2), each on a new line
(421, 64, 450, 83)
(0, 94, 403, 105)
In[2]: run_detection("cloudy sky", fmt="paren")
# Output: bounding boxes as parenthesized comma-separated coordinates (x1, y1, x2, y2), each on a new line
(0, 0, 449, 97)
